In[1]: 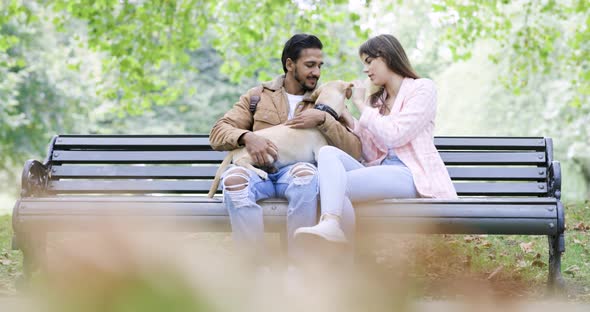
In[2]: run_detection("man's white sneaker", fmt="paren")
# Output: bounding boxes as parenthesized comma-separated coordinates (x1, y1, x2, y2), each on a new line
(294, 218, 347, 243)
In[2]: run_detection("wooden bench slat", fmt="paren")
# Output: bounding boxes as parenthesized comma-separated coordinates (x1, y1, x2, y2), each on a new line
(453, 182, 547, 195)
(13, 215, 557, 235)
(433, 137, 546, 150)
(16, 200, 558, 236)
(18, 201, 556, 219)
(18, 196, 558, 204)
(446, 167, 547, 180)
(47, 180, 547, 196)
(52, 150, 227, 163)
(55, 136, 212, 150)
(52, 165, 219, 179)
(439, 152, 546, 165)
(359, 217, 557, 235)
(48, 180, 215, 193)
(51, 150, 546, 165)
(53, 135, 546, 151)
(354, 203, 556, 218)
(13, 214, 557, 235)
(51, 165, 547, 181)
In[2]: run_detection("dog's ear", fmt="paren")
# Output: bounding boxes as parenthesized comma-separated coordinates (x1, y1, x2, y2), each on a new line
(345, 83, 353, 99)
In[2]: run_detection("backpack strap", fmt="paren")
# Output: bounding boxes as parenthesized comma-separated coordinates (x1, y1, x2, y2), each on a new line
(249, 85, 264, 114)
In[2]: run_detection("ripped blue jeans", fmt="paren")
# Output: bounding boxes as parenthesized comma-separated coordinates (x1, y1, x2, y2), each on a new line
(222, 162, 320, 263)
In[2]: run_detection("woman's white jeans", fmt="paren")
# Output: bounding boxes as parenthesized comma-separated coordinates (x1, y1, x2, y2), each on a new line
(318, 145, 418, 218)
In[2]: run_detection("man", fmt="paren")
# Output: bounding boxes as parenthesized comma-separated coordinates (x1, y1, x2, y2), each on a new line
(209, 34, 361, 266)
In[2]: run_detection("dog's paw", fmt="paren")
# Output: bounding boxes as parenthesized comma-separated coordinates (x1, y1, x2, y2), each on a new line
(253, 168, 269, 180)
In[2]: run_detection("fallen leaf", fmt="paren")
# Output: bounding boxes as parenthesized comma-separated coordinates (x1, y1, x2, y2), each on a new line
(574, 222, 587, 231)
(464, 235, 475, 243)
(487, 265, 503, 280)
(535, 253, 541, 259)
(531, 260, 546, 268)
(565, 265, 580, 271)
(564, 265, 580, 276)
(505, 239, 518, 246)
(0, 259, 11, 266)
(517, 260, 528, 268)
(462, 255, 472, 268)
(520, 242, 535, 253)
(574, 239, 582, 244)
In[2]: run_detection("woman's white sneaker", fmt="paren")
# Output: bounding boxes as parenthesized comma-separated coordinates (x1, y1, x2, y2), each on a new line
(294, 218, 347, 243)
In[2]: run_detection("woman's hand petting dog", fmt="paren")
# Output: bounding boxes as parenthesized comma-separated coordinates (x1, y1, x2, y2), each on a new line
(285, 109, 326, 129)
(241, 132, 278, 167)
(351, 79, 368, 113)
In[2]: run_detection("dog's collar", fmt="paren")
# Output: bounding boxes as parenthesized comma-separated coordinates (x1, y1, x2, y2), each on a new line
(314, 103, 339, 120)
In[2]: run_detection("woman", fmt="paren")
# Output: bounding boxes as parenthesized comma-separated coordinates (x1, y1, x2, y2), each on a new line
(294, 34, 457, 243)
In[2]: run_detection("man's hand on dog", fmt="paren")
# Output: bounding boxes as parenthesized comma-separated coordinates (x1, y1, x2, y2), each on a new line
(285, 109, 326, 129)
(241, 132, 278, 167)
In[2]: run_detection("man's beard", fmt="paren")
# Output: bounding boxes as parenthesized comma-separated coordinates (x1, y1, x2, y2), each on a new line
(294, 67, 317, 92)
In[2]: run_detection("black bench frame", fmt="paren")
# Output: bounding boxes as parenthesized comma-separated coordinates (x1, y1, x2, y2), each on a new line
(12, 134, 565, 289)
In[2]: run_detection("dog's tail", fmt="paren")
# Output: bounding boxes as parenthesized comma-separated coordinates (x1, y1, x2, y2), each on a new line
(208, 150, 237, 198)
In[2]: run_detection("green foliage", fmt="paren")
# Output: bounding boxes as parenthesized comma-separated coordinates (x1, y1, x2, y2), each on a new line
(50, 0, 209, 112)
(95, 34, 259, 134)
(0, 214, 21, 293)
(431, 0, 589, 199)
(433, 0, 589, 142)
(45, 0, 368, 111)
(0, 2, 112, 193)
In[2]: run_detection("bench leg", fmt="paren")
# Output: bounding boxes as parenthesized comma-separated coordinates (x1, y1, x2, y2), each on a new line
(17, 233, 46, 290)
(547, 234, 565, 291)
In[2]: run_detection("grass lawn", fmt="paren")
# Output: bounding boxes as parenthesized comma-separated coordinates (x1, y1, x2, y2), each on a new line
(0, 214, 21, 295)
(0, 201, 588, 301)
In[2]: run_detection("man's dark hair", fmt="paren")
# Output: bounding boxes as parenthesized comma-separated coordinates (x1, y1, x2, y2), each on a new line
(281, 34, 323, 73)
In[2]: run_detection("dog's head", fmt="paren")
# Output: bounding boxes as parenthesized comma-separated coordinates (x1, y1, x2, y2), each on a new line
(310, 80, 353, 119)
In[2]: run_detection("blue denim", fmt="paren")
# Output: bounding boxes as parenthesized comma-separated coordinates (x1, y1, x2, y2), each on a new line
(222, 163, 319, 263)
(318, 146, 417, 218)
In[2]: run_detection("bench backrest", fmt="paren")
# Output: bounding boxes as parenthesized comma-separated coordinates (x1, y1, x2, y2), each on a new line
(37, 135, 555, 198)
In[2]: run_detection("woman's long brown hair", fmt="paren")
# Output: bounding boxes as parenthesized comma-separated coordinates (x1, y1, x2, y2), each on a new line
(359, 34, 419, 115)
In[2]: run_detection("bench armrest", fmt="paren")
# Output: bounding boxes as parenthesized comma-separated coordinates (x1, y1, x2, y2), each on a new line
(548, 160, 561, 200)
(21, 159, 49, 197)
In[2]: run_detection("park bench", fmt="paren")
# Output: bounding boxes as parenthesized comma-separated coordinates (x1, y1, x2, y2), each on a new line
(12, 134, 565, 288)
